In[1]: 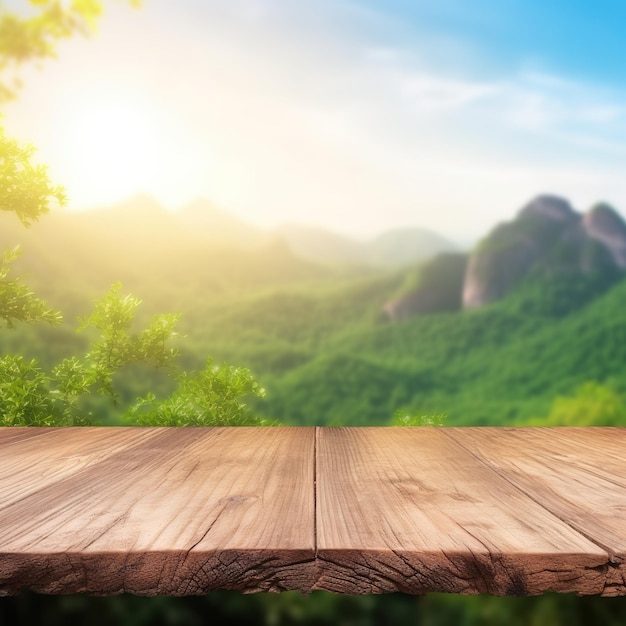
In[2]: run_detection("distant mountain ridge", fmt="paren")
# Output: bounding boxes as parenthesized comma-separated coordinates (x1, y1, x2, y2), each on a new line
(385, 194, 626, 320)
(0, 195, 322, 308)
(279, 223, 456, 268)
(0, 194, 456, 272)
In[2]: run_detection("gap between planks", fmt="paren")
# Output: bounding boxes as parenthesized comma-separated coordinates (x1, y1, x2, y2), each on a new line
(0, 427, 624, 596)
(314, 426, 319, 559)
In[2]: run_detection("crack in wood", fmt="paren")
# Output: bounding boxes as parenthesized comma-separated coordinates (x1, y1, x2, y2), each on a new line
(0, 427, 624, 596)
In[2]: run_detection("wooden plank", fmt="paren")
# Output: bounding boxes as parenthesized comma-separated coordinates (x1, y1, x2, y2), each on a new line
(0, 427, 53, 446)
(0, 428, 163, 509)
(316, 427, 608, 595)
(0, 427, 315, 596)
(1, 426, 624, 597)
(446, 427, 626, 596)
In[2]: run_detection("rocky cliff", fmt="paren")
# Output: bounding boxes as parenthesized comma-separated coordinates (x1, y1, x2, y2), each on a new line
(384, 194, 626, 320)
(583, 203, 626, 269)
(462, 195, 626, 309)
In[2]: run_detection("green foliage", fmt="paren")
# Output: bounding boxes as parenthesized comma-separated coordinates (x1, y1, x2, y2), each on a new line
(0, 128, 67, 224)
(5, 590, 626, 626)
(0, 284, 172, 425)
(227, 272, 626, 426)
(392, 253, 467, 315)
(0, 282, 265, 426)
(15, 243, 626, 428)
(0, 0, 119, 102)
(0, 245, 61, 326)
(0, 0, 136, 324)
(264, 352, 432, 426)
(0, 354, 55, 425)
(128, 359, 268, 426)
(503, 271, 621, 317)
(530, 381, 626, 426)
(75, 282, 180, 394)
(51, 283, 183, 423)
(0, 124, 66, 326)
(418, 593, 626, 626)
(391, 409, 446, 426)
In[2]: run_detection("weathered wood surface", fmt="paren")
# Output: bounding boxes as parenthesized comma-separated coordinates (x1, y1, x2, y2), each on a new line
(0, 428, 315, 595)
(445, 428, 626, 596)
(316, 428, 612, 595)
(0, 427, 624, 596)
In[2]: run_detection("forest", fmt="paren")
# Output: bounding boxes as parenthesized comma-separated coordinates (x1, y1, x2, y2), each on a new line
(5, 205, 626, 431)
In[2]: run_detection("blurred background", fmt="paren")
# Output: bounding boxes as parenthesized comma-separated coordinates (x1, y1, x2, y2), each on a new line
(2, 0, 626, 623)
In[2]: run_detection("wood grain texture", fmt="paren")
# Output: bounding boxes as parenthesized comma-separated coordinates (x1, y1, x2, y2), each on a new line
(446, 428, 626, 596)
(0, 428, 162, 509)
(316, 428, 608, 595)
(0, 427, 315, 595)
(0, 427, 624, 596)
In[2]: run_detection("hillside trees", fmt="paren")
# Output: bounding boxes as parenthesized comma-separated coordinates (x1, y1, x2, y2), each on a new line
(531, 381, 626, 426)
(0, 0, 266, 426)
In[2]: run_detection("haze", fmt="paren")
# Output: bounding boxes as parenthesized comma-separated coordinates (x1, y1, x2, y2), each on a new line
(5, 0, 626, 241)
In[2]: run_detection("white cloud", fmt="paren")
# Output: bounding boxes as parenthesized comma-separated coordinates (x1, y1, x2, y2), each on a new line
(394, 71, 499, 112)
(498, 72, 626, 135)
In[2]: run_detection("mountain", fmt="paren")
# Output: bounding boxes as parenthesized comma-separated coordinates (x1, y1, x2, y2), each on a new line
(0, 196, 328, 311)
(69, 195, 272, 250)
(278, 224, 366, 266)
(383, 195, 626, 320)
(384, 253, 468, 321)
(582, 202, 626, 268)
(279, 223, 456, 267)
(463, 194, 625, 309)
(368, 228, 459, 267)
(177, 198, 271, 247)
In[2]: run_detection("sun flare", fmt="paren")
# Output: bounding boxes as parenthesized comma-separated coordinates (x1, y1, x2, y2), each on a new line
(65, 100, 160, 189)
(52, 86, 215, 209)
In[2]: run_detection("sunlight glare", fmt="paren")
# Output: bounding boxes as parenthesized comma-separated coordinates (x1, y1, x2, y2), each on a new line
(53, 86, 216, 209)
(66, 101, 160, 189)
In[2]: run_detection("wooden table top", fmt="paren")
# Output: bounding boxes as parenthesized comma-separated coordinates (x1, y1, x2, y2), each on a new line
(0, 427, 624, 596)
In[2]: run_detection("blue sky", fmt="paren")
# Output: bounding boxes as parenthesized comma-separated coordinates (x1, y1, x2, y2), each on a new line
(5, 0, 626, 242)
(365, 0, 626, 81)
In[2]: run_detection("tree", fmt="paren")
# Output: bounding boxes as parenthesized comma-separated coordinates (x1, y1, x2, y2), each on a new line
(536, 381, 626, 426)
(0, 0, 267, 426)
(1, 0, 104, 326)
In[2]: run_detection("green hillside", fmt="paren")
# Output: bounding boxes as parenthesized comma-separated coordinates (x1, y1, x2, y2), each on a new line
(4, 197, 626, 428)
(186, 270, 626, 426)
